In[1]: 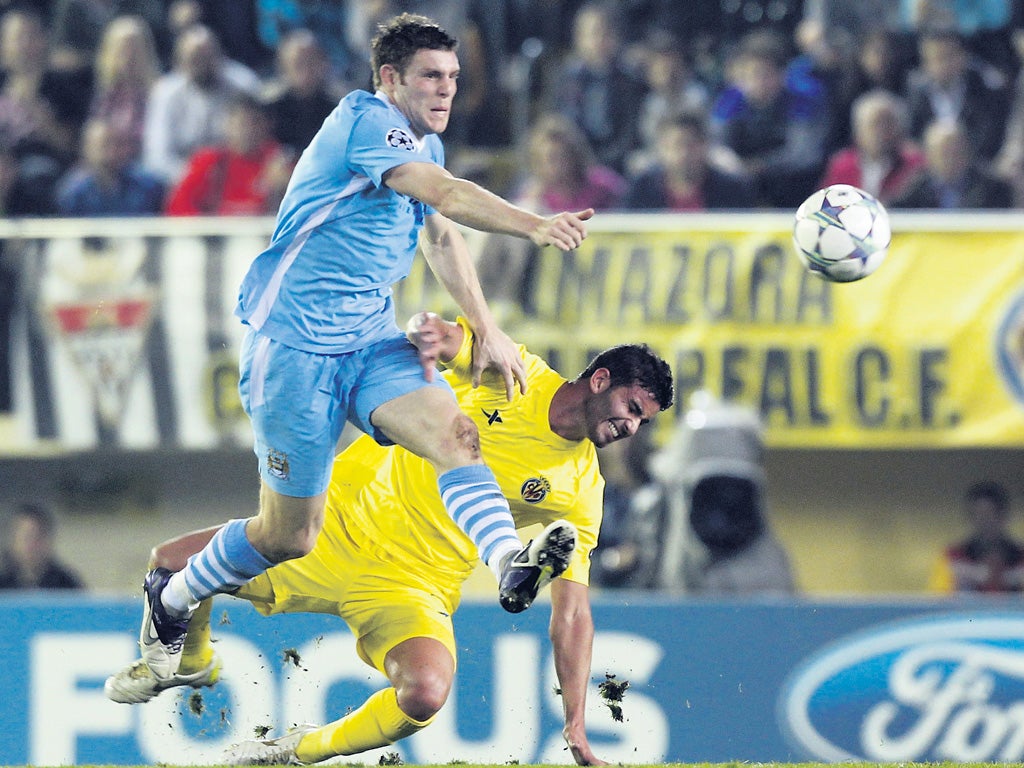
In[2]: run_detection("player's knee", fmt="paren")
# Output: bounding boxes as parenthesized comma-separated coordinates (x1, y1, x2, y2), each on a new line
(396, 670, 451, 722)
(150, 538, 190, 571)
(445, 412, 481, 463)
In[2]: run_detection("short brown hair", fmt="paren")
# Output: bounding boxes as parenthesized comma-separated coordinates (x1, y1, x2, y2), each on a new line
(370, 13, 457, 90)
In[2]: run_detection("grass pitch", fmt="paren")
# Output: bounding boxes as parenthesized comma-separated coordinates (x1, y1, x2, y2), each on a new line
(29, 763, 1024, 768)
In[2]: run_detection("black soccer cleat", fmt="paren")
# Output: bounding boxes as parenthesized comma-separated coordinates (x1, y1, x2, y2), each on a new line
(498, 519, 577, 613)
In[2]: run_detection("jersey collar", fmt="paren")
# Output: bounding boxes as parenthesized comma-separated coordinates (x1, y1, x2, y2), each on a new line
(374, 90, 429, 152)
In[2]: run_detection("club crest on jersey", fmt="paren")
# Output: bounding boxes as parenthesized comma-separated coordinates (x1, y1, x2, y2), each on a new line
(386, 127, 416, 151)
(267, 448, 290, 480)
(520, 476, 551, 504)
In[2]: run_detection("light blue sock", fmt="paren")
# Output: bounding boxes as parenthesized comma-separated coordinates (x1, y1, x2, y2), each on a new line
(438, 464, 521, 574)
(170, 519, 274, 609)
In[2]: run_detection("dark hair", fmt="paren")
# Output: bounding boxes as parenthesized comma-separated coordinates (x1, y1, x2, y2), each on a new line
(656, 107, 710, 141)
(966, 480, 1010, 514)
(577, 344, 674, 412)
(736, 29, 790, 69)
(370, 13, 457, 90)
(3, 503, 56, 540)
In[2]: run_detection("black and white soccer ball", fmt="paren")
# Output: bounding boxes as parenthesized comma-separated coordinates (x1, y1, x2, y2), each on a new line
(792, 184, 891, 283)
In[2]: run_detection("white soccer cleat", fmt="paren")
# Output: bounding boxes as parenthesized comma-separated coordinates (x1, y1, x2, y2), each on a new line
(139, 567, 193, 680)
(223, 724, 318, 765)
(104, 653, 222, 704)
(498, 519, 577, 613)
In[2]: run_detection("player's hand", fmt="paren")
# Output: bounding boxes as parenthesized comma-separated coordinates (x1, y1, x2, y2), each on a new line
(563, 726, 606, 766)
(405, 311, 446, 382)
(471, 323, 527, 400)
(530, 208, 594, 251)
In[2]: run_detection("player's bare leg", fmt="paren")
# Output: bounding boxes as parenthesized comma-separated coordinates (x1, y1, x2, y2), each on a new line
(140, 488, 323, 680)
(225, 638, 452, 765)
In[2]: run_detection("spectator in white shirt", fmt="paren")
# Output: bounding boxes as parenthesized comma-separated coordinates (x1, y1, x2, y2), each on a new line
(142, 23, 260, 184)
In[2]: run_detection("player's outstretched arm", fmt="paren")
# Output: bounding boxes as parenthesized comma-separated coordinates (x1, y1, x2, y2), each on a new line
(550, 578, 607, 766)
(384, 161, 593, 251)
(418, 212, 526, 399)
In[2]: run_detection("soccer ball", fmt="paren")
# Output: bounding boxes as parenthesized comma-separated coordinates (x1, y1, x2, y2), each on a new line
(792, 184, 891, 282)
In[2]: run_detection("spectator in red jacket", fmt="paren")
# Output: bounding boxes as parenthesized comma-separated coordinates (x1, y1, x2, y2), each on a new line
(819, 89, 925, 204)
(165, 93, 293, 216)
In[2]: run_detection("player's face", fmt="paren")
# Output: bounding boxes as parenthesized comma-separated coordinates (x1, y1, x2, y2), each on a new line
(585, 373, 661, 448)
(384, 48, 459, 138)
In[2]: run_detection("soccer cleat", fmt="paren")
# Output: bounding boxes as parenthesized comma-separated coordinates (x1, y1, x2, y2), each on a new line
(498, 519, 577, 613)
(223, 723, 318, 765)
(139, 567, 192, 680)
(104, 653, 222, 704)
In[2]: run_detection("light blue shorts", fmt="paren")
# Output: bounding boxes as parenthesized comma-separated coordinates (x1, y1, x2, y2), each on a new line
(238, 327, 453, 497)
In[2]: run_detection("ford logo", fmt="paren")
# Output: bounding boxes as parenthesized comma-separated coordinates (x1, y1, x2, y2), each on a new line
(779, 613, 1024, 762)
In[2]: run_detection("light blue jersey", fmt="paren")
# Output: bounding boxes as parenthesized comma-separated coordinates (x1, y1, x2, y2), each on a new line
(236, 89, 444, 353)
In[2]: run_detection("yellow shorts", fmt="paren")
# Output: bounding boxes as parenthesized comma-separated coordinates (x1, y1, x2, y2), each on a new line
(235, 530, 460, 675)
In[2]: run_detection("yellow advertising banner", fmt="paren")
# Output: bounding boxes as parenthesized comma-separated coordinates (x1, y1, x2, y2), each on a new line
(399, 224, 1024, 448)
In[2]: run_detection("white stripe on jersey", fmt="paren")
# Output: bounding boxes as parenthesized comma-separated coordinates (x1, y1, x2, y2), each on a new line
(249, 333, 272, 407)
(247, 175, 374, 330)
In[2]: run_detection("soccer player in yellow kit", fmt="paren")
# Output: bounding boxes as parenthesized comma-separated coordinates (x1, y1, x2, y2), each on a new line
(105, 312, 674, 766)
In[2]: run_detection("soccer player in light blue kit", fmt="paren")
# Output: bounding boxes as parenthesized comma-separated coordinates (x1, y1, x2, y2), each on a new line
(135, 14, 595, 684)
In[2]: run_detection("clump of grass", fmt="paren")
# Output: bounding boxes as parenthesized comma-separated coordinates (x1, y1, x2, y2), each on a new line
(597, 673, 629, 722)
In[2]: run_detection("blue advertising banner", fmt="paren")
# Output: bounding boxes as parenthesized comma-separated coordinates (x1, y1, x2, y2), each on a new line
(1, 595, 1023, 764)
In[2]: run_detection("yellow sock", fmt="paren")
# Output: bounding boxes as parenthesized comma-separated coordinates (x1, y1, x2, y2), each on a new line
(177, 599, 215, 675)
(294, 687, 434, 763)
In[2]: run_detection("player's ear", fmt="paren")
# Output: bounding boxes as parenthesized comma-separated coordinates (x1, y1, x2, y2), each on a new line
(379, 63, 399, 88)
(589, 368, 611, 393)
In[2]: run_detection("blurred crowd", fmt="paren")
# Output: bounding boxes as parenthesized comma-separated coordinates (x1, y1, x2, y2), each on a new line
(3, 0, 1024, 598)
(2, 0, 1024, 218)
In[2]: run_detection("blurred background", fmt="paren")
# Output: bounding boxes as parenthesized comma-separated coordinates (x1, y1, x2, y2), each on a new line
(0, 0, 1023, 602)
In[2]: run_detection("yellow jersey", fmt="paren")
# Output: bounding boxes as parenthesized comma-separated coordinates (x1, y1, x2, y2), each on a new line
(318, 318, 603, 594)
